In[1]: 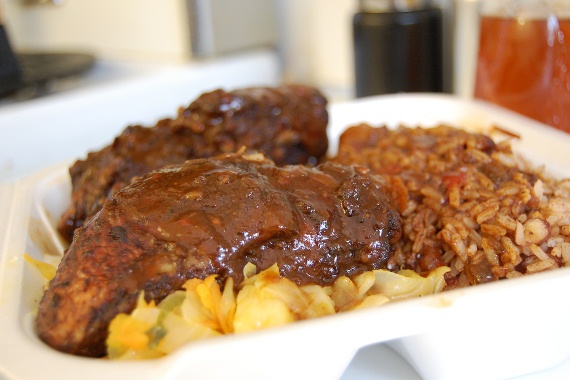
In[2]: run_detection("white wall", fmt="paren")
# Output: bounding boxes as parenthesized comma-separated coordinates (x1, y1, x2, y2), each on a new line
(276, 0, 357, 100)
(1, 0, 278, 63)
(1, 0, 192, 62)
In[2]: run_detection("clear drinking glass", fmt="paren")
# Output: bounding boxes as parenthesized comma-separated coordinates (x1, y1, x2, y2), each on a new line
(474, 0, 570, 133)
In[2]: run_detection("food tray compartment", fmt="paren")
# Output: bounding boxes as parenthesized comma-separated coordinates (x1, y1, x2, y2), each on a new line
(3, 94, 570, 379)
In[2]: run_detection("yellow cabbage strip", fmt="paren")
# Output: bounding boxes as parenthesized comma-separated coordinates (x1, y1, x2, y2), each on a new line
(365, 267, 450, 300)
(23, 254, 56, 283)
(107, 294, 163, 360)
(106, 264, 450, 360)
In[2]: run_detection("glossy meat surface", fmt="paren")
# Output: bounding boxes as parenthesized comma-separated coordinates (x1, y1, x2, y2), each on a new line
(37, 153, 401, 357)
(57, 85, 329, 242)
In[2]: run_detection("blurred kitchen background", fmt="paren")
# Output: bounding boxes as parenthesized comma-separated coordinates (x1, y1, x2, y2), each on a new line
(0, 0, 487, 181)
(0, 0, 480, 105)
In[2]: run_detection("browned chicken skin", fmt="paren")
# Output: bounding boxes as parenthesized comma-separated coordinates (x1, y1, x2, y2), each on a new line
(57, 85, 329, 242)
(36, 153, 401, 357)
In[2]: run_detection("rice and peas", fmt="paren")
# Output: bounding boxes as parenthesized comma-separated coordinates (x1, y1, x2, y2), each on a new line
(332, 124, 570, 288)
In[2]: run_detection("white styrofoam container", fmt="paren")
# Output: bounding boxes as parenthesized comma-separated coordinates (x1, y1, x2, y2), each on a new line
(2, 93, 570, 379)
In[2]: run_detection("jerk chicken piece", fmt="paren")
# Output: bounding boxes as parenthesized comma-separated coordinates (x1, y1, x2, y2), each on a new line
(37, 152, 402, 357)
(57, 85, 329, 242)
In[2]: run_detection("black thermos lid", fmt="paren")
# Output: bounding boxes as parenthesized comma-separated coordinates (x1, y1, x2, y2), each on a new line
(353, 0, 443, 97)
(0, 24, 23, 96)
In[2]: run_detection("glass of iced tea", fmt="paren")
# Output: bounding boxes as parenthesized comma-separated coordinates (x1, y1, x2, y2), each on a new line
(474, 0, 570, 133)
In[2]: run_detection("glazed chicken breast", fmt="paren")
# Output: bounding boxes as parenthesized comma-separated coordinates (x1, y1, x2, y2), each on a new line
(37, 153, 401, 357)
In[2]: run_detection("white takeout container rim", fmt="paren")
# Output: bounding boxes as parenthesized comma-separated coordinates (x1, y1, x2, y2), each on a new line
(2, 93, 570, 380)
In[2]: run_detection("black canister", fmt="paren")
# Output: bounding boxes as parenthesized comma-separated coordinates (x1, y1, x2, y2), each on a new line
(353, 0, 443, 97)
(0, 23, 22, 96)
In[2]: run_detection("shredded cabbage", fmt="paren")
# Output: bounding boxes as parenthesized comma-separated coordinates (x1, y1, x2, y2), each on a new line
(23, 254, 449, 359)
(106, 263, 450, 360)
